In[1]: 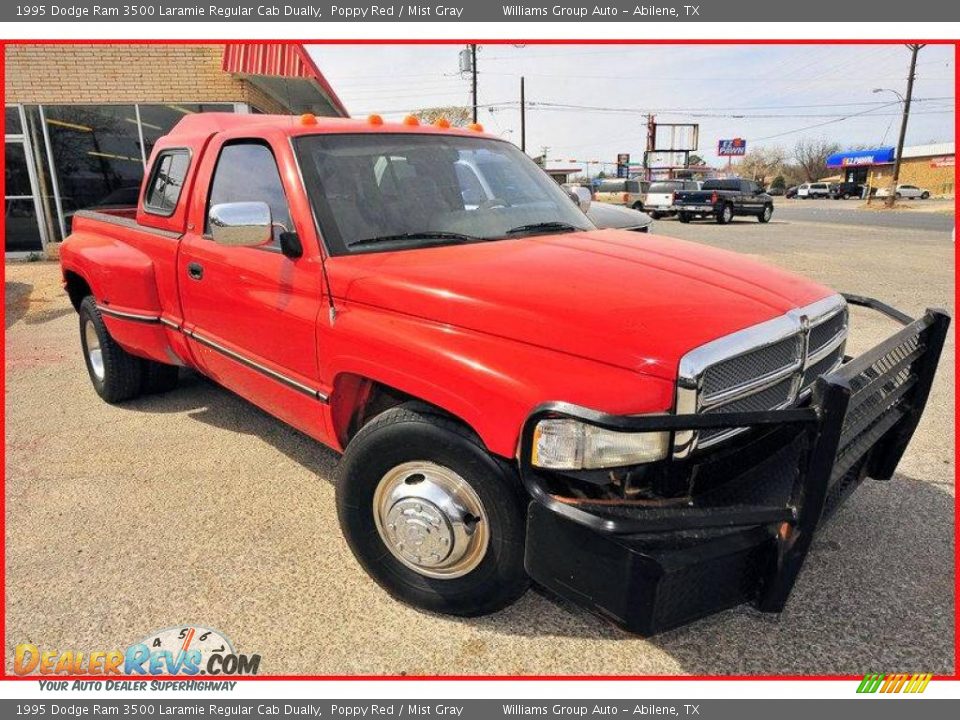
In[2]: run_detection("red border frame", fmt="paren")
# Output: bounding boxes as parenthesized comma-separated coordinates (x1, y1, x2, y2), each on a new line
(0, 37, 957, 683)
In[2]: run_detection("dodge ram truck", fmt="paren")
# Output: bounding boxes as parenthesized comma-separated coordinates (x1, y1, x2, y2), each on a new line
(60, 113, 949, 635)
(675, 178, 775, 224)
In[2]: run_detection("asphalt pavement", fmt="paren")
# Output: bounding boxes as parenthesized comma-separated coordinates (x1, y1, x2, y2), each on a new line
(4, 209, 955, 676)
(771, 197, 955, 232)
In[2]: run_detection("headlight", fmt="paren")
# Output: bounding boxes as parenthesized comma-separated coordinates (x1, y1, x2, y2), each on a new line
(531, 418, 669, 470)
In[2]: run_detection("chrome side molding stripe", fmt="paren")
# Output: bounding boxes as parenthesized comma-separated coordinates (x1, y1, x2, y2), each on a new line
(96, 304, 162, 324)
(185, 329, 329, 403)
(95, 303, 328, 403)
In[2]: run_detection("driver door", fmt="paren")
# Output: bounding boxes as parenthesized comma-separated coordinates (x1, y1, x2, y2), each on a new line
(177, 137, 327, 441)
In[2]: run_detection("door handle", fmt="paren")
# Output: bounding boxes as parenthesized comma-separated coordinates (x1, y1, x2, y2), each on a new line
(187, 262, 204, 281)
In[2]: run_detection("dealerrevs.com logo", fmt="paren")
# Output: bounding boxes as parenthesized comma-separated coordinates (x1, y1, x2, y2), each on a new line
(14, 626, 261, 676)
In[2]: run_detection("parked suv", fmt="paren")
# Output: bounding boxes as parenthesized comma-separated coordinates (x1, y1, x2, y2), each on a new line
(830, 182, 865, 200)
(593, 178, 648, 210)
(797, 182, 831, 199)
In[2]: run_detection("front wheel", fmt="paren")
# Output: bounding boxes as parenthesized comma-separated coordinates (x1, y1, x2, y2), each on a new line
(678, 212, 692, 223)
(649, 211, 662, 220)
(758, 204, 773, 223)
(336, 404, 529, 617)
(79, 296, 143, 404)
(716, 203, 733, 224)
(921, 192, 930, 199)
(632, 202, 644, 211)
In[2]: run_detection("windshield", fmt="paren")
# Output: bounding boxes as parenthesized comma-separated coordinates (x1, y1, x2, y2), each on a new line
(293, 133, 594, 254)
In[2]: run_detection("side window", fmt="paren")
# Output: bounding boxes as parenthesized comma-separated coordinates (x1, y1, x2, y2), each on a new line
(206, 141, 292, 246)
(143, 150, 190, 216)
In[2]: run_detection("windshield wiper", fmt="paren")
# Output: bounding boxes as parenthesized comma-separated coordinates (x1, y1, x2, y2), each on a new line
(503, 221, 580, 237)
(348, 231, 480, 250)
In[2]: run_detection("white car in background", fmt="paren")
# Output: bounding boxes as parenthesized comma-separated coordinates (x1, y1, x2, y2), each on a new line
(797, 182, 832, 199)
(875, 184, 931, 199)
(643, 180, 701, 219)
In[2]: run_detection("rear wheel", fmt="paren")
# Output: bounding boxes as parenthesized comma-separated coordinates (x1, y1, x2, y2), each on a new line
(649, 211, 662, 220)
(631, 202, 644, 211)
(716, 203, 733, 224)
(141, 360, 180, 395)
(336, 403, 529, 616)
(79, 296, 143, 404)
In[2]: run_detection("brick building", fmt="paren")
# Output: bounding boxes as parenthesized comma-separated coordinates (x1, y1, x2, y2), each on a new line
(826, 142, 955, 197)
(4, 43, 348, 255)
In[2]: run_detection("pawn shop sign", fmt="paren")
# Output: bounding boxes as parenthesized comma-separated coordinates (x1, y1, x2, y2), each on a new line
(718, 138, 747, 156)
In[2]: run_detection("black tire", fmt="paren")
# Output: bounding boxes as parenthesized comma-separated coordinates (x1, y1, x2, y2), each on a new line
(141, 360, 180, 395)
(78, 296, 143, 404)
(631, 202, 644, 211)
(895, 192, 902, 199)
(678, 212, 691, 223)
(921, 192, 930, 199)
(758, 204, 773, 223)
(336, 403, 529, 617)
(649, 211, 662, 220)
(716, 203, 733, 224)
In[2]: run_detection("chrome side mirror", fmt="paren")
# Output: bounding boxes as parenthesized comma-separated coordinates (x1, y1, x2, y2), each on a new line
(208, 202, 273, 247)
(565, 186, 592, 214)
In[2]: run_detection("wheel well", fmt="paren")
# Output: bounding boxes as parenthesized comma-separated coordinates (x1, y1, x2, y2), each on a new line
(64, 271, 92, 311)
(330, 374, 461, 449)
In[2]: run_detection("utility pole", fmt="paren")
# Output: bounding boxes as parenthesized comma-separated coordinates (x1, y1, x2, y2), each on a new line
(886, 43, 925, 208)
(520, 76, 526, 153)
(471, 44, 478, 124)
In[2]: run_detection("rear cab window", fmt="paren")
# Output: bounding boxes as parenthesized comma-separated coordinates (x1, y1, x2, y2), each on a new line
(143, 149, 190, 217)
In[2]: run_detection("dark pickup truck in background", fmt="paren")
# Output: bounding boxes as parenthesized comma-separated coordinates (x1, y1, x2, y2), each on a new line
(675, 178, 774, 224)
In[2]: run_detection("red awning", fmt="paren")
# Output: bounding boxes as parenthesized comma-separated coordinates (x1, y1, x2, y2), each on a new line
(222, 44, 349, 117)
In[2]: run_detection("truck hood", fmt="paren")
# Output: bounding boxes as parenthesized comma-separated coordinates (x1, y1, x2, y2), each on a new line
(328, 230, 834, 381)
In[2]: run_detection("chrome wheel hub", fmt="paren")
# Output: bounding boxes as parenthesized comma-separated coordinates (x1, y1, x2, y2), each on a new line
(373, 461, 488, 579)
(84, 320, 105, 381)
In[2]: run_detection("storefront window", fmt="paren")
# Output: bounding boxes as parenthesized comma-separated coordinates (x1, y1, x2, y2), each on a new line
(43, 105, 144, 212)
(5, 106, 23, 135)
(5, 142, 43, 253)
(5, 102, 244, 253)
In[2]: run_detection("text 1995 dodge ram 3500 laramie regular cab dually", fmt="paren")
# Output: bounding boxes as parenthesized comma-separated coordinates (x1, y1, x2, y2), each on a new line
(60, 113, 949, 635)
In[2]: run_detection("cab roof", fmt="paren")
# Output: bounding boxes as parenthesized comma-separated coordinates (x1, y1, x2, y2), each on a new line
(167, 112, 495, 140)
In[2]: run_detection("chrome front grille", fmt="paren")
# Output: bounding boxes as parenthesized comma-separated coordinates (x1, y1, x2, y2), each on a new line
(674, 294, 848, 457)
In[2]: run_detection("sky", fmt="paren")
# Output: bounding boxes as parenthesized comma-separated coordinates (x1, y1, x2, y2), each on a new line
(307, 44, 955, 172)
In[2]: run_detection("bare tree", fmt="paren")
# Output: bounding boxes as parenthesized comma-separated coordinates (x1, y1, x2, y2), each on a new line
(793, 138, 841, 181)
(739, 146, 787, 185)
(414, 105, 472, 125)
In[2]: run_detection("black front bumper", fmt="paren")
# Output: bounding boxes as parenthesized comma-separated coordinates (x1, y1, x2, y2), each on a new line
(519, 297, 950, 635)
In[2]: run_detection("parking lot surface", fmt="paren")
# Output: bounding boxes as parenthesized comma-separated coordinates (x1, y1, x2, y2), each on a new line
(772, 197, 955, 232)
(5, 213, 955, 676)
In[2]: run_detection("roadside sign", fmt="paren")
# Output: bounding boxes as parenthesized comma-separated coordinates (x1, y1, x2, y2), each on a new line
(616, 152, 630, 178)
(718, 138, 747, 156)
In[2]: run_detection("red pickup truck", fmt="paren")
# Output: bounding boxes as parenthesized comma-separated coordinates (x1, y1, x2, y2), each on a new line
(60, 113, 948, 635)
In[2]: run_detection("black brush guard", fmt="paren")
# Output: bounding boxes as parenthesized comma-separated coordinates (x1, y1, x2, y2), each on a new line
(519, 297, 950, 635)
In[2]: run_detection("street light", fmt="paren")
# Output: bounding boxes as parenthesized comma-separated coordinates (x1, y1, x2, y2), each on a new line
(873, 87, 905, 103)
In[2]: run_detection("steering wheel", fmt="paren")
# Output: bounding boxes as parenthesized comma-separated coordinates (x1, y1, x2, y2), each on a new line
(478, 198, 509, 210)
